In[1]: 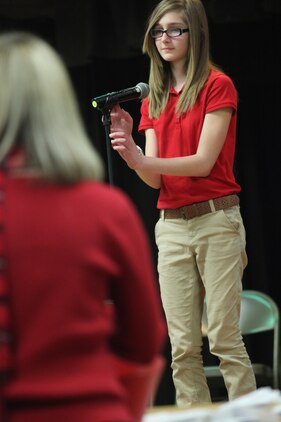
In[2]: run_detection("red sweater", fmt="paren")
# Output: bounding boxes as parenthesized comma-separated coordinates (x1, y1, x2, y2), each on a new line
(1, 174, 166, 421)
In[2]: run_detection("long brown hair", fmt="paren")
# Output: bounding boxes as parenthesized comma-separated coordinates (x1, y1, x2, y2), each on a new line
(143, 0, 220, 118)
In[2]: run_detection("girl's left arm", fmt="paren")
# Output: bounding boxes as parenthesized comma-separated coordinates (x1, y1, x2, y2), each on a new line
(134, 107, 233, 177)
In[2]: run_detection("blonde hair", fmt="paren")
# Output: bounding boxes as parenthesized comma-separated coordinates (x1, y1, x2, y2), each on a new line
(143, 0, 220, 118)
(0, 31, 104, 183)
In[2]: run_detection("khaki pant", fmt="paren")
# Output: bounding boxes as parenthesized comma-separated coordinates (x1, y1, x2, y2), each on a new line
(155, 206, 257, 406)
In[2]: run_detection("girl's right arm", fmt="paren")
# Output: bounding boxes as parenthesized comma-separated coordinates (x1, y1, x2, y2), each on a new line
(109, 105, 161, 189)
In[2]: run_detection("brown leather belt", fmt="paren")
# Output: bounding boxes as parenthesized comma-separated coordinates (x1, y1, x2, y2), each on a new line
(161, 194, 239, 220)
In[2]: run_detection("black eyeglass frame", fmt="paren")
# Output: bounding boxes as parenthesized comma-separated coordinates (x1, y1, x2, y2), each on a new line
(150, 28, 189, 39)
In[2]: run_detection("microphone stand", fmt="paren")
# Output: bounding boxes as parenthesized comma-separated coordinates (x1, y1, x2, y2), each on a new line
(101, 107, 114, 186)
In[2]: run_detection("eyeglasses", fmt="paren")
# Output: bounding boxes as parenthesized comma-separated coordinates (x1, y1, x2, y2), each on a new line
(150, 28, 189, 39)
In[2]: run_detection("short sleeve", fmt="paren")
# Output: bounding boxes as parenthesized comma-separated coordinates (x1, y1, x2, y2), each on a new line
(138, 98, 153, 134)
(205, 74, 237, 114)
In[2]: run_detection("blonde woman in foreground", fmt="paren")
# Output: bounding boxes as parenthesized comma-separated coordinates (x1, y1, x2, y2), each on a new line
(0, 31, 165, 422)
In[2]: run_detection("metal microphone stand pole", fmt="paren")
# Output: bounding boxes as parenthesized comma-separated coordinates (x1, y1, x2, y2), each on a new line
(101, 107, 114, 186)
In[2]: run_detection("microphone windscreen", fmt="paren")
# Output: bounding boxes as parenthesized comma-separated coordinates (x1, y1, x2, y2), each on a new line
(136, 82, 150, 99)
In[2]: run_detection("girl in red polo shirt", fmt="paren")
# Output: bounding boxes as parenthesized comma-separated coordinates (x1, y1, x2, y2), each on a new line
(109, 0, 256, 406)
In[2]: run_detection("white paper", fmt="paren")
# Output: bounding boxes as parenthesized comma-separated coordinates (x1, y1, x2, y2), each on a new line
(143, 387, 281, 422)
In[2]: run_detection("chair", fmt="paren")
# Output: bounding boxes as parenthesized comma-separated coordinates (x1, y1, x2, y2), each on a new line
(201, 290, 280, 399)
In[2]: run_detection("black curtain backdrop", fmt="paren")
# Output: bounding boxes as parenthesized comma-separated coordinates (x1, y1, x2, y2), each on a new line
(0, 0, 280, 405)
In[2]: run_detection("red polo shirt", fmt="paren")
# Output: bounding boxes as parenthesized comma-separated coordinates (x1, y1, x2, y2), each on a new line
(138, 70, 241, 209)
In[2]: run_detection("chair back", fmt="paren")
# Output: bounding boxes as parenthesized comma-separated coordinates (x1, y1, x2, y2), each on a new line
(239, 290, 279, 335)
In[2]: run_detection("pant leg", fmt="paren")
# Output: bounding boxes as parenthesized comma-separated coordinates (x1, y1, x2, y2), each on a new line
(195, 206, 257, 399)
(155, 217, 211, 406)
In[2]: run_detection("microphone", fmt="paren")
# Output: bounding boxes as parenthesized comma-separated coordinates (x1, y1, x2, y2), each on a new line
(92, 82, 149, 110)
